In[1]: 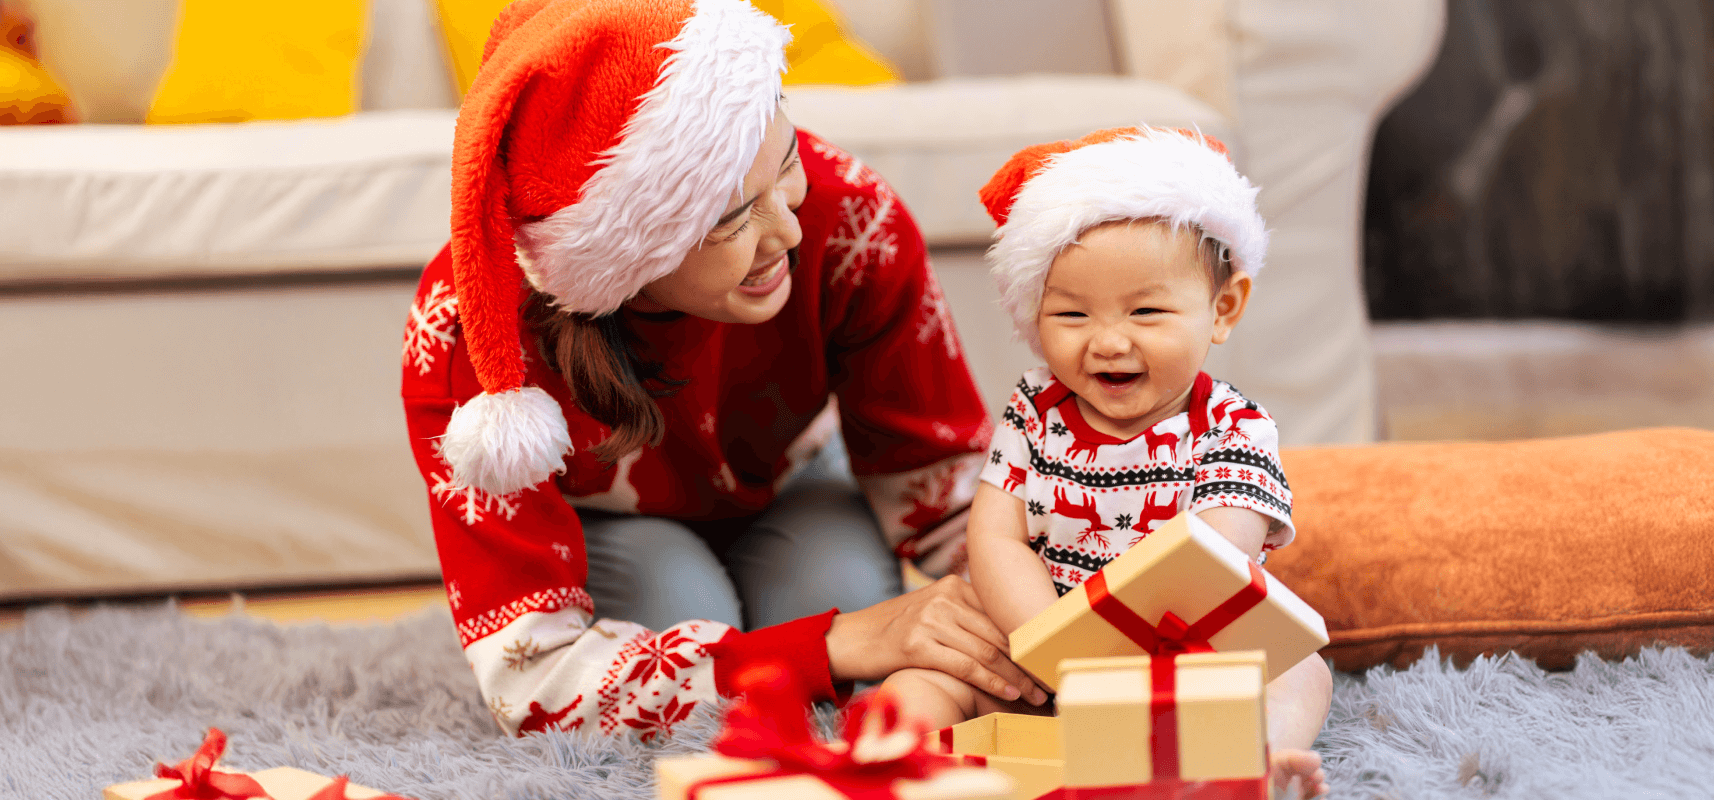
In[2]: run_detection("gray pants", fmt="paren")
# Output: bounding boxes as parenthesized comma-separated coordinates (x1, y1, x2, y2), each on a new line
(580, 440, 902, 632)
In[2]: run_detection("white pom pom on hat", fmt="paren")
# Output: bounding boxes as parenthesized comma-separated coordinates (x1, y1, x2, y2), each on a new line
(438, 0, 790, 495)
(979, 126, 1268, 358)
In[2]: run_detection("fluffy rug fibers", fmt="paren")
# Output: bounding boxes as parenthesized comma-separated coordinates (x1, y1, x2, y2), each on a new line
(1, 604, 1710, 800)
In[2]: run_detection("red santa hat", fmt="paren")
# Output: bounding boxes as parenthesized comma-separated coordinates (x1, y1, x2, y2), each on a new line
(440, 0, 789, 496)
(978, 127, 1268, 357)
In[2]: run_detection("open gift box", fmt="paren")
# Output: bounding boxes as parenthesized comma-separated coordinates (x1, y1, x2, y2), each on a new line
(925, 713, 1064, 800)
(1054, 653, 1270, 800)
(1011, 511, 1328, 691)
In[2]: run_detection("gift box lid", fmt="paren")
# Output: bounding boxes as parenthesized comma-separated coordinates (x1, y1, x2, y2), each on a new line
(1011, 511, 1328, 690)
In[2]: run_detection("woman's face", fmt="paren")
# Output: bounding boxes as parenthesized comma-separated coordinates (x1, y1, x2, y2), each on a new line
(628, 107, 807, 324)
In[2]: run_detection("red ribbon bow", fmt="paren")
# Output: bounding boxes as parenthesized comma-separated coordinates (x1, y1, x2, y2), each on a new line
(1083, 562, 1270, 779)
(688, 663, 954, 799)
(145, 729, 269, 800)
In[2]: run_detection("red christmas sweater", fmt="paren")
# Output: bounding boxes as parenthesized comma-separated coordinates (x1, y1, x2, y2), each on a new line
(400, 131, 991, 739)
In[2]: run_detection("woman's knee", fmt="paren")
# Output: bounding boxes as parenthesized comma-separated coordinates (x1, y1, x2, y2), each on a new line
(726, 483, 902, 629)
(581, 514, 743, 630)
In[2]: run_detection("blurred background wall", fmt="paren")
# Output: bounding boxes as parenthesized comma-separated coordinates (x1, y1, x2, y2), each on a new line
(1362, 0, 1714, 440)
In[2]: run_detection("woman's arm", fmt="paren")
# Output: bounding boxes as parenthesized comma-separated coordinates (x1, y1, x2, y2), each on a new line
(967, 483, 1058, 634)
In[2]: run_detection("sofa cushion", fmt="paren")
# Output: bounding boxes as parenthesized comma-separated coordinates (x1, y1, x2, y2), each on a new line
(17, 0, 177, 123)
(0, 110, 455, 282)
(1268, 428, 1714, 670)
(786, 75, 1229, 245)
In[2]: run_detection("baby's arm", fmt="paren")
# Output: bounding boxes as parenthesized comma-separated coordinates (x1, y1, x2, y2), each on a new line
(966, 482, 1058, 635)
(1196, 506, 1270, 562)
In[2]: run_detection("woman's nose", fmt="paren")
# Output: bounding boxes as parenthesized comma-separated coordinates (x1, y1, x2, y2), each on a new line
(769, 185, 804, 252)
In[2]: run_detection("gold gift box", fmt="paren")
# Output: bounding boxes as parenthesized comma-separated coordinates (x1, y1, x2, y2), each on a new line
(1056, 653, 1269, 787)
(927, 713, 1063, 800)
(656, 750, 1016, 800)
(105, 766, 391, 800)
(1011, 511, 1328, 691)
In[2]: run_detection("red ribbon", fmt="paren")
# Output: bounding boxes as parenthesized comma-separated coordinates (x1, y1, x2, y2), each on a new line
(1083, 561, 1269, 779)
(686, 665, 957, 799)
(145, 729, 269, 800)
(1082, 562, 1268, 658)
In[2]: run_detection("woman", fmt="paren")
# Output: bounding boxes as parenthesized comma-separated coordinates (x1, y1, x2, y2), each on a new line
(400, 0, 1047, 737)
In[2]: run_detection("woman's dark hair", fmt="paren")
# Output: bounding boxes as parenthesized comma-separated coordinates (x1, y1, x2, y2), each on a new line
(526, 294, 676, 463)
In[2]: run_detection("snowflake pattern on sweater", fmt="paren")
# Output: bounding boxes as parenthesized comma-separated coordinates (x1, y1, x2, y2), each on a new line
(400, 130, 989, 738)
(979, 367, 1294, 596)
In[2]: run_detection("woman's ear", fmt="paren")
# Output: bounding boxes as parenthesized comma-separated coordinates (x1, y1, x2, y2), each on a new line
(1209, 272, 1252, 345)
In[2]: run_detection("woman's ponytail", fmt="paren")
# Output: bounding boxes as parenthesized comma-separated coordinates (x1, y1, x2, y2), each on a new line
(528, 295, 667, 463)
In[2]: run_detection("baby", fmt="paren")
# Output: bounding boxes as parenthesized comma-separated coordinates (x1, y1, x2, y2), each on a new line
(882, 128, 1331, 796)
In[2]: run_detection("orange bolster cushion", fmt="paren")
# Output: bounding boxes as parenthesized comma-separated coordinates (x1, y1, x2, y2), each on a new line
(1268, 427, 1714, 671)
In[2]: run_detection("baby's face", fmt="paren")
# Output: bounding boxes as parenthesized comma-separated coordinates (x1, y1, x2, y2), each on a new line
(1037, 221, 1247, 438)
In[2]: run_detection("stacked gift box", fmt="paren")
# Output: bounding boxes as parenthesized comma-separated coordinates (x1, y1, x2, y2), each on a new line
(659, 511, 1329, 800)
(936, 511, 1330, 799)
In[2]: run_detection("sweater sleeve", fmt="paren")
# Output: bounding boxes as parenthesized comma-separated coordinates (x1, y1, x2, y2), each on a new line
(1189, 383, 1295, 551)
(401, 248, 838, 739)
(801, 134, 992, 578)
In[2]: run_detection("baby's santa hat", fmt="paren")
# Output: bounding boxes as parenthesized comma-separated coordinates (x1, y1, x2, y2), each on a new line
(979, 127, 1268, 357)
(441, 0, 789, 496)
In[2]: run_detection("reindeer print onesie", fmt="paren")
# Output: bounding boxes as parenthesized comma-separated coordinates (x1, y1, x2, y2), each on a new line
(979, 368, 1295, 596)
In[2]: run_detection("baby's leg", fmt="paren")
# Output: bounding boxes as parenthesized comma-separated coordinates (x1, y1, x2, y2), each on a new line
(881, 668, 979, 730)
(882, 669, 1051, 730)
(1265, 655, 1333, 798)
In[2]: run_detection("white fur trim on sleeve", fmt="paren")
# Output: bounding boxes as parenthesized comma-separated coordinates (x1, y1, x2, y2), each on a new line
(514, 0, 790, 316)
(988, 128, 1268, 357)
(441, 386, 574, 496)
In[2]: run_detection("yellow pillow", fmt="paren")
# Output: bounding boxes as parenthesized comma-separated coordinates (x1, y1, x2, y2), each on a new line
(751, 0, 899, 86)
(432, 0, 510, 98)
(432, 0, 898, 99)
(146, 0, 366, 125)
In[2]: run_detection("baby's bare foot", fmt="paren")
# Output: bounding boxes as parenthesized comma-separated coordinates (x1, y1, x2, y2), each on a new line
(1270, 748, 1327, 798)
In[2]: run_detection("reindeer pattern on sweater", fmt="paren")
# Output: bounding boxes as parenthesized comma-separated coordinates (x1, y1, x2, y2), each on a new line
(979, 367, 1295, 596)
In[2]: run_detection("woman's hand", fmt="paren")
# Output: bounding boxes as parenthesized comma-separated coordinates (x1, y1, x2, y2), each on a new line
(825, 576, 1050, 706)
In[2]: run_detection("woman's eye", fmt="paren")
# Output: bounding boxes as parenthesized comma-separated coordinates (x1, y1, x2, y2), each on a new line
(1052, 311, 1086, 319)
(722, 218, 752, 242)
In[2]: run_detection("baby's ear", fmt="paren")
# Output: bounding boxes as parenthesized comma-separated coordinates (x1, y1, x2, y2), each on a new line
(1210, 272, 1253, 344)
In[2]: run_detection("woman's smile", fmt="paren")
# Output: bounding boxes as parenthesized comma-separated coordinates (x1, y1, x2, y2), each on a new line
(736, 253, 789, 295)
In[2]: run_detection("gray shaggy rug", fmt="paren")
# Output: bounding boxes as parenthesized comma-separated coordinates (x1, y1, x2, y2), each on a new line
(2, 604, 1711, 800)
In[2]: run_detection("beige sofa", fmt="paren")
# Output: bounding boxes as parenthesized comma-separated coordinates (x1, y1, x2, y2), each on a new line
(0, 0, 1442, 599)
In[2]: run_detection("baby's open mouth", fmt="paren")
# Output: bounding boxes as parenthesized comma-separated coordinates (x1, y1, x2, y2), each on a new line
(1095, 372, 1142, 386)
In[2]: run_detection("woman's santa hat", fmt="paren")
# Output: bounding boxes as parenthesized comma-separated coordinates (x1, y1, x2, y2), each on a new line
(979, 127, 1268, 357)
(440, 0, 789, 496)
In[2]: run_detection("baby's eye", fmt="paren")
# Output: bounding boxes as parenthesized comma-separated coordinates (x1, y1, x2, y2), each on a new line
(1131, 307, 1164, 316)
(1052, 311, 1087, 318)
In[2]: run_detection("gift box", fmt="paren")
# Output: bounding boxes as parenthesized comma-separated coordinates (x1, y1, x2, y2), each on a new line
(106, 768, 394, 800)
(925, 714, 1063, 800)
(1053, 653, 1270, 800)
(657, 751, 1016, 800)
(657, 663, 1017, 800)
(104, 729, 407, 800)
(1011, 511, 1328, 691)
